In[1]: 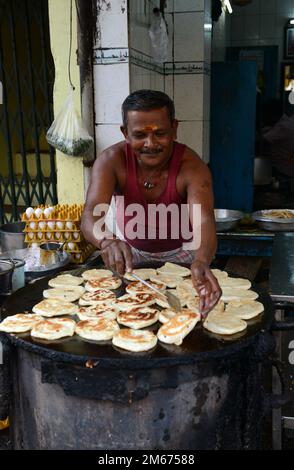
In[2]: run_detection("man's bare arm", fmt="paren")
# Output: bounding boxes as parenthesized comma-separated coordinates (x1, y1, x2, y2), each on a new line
(81, 146, 133, 273)
(81, 149, 117, 247)
(184, 153, 221, 315)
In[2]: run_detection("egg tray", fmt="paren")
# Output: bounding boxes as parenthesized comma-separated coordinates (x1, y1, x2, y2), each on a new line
(24, 220, 81, 232)
(22, 204, 84, 222)
(25, 232, 83, 244)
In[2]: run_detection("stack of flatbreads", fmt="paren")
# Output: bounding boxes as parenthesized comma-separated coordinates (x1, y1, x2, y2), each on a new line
(0, 263, 264, 346)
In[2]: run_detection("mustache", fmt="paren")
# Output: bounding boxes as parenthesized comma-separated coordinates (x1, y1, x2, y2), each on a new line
(140, 148, 163, 155)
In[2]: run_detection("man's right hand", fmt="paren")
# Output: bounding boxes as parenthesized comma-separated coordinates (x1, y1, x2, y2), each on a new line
(100, 239, 133, 275)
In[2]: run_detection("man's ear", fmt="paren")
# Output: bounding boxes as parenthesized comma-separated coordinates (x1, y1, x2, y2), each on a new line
(120, 125, 128, 140)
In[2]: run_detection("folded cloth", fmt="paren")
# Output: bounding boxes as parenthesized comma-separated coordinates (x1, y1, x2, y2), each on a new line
(131, 246, 194, 266)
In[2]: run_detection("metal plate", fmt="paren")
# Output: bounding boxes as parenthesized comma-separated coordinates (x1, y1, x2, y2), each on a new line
(269, 233, 294, 302)
(252, 210, 294, 232)
(214, 209, 244, 232)
(0, 266, 275, 366)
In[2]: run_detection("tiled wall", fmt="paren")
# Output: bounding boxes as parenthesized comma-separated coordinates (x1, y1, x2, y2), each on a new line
(93, 0, 130, 153)
(129, 0, 212, 162)
(93, 0, 212, 161)
(229, 0, 294, 65)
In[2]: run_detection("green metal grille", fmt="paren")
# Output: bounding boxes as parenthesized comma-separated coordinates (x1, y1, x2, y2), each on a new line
(0, 0, 57, 224)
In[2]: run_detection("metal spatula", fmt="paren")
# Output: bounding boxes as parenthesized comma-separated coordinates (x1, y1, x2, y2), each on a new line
(129, 272, 182, 312)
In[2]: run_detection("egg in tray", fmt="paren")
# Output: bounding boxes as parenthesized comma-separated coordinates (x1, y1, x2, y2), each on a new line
(22, 204, 95, 263)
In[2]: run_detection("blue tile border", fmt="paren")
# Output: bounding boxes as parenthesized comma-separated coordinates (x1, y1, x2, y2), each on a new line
(93, 47, 129, 64)
(130, 48, 210, 75)
(93, 47, 210, 75)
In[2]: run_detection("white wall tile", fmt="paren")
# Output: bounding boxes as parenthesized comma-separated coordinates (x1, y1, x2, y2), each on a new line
(142, 69, 152, 89)
(174, 0, 204, 12)
(277, 0, 294, 15)
(231, 16, 245, 41)
(177, 121, 203, 157)
(202, 120, 210, 163)
(164, 75, 174, 99)
(204, 26, 212, 61)
(130, 23, 152, 56)
(96, 5, 129, 48)
(174, 12, 205, 61)
(165, 0, 174, 13)
(204, 0, 211, 22)
(239, 0, 260, 15)
(174, 74, 204, 121)
(260, 0, 276, 15)
(203, 75, 210, 122)
(244, 15, 260, 40)
(276, 14, 290, 37)
(95, 124, 124, 154)
(130, 64, 143, 91)
(150, 72, 164, 91)
(165, 13, 174, 62)
(94, 63, 130, 124)
(259, 14, 276, 39)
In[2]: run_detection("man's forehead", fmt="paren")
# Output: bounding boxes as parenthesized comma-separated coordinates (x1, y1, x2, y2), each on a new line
(126, 108, 172, 130)
(127, 107, 170, 122)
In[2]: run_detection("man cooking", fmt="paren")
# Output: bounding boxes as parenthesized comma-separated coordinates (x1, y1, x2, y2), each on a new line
(81, 89, 221, 315)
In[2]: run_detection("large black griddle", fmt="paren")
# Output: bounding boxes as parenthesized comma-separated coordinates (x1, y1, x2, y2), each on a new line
(0, 267, 275, 368)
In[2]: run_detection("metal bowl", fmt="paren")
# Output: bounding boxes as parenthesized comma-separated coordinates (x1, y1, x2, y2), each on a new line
(0, 221, 26, 251)
(214, 209, 244, 232)
(252, 210, 294, 232)
(0, 247, 70, 280)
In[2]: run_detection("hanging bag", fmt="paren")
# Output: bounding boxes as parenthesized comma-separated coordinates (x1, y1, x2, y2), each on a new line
(46, 88, 93, 156)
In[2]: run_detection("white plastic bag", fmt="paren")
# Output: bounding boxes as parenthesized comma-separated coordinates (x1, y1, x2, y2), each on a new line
(149, 10, 168, 63)
(46, 88, 93, 156)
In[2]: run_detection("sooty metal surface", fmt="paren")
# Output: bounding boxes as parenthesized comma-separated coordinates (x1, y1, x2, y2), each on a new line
(0, 271, 274, 368)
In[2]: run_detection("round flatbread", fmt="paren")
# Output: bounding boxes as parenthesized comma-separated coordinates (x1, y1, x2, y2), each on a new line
(77, 305, 117, 321)
(157, 262, 191, 277)
(186, 297, 201, 313)
(48, 274, 84, 288)
(158, 308, 180, 324)
(219, 277, 251, 290)
(176, 281, 197, 306)
(117, 307, 159, 329)
(76, 318, 119, 341)
(124, 268, 157, 281)
(112, 328, 158, 352)
(32, 298, 79, 317)
(203, 313, 247, 335)
(85, 276, 122, 292)
(0, 313, 43, 333)
(43, 286, 85, 303)
(157, 310, 200, 345)
(82, 269, 114, 281)
(225, 300, 264, 319)
(31, 317, 76, 340)
(79, 289, 116, 306)
(211, 269, 229, 280)
(221, 288, 258, 302)
(115, 292, 156, 310)
(125, 280, 165, 295)
(149, 274, 183, 288)
(154, 291, 186, 309)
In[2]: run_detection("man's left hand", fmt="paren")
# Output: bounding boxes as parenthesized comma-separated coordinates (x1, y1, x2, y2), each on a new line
(191, 260, 222, 318)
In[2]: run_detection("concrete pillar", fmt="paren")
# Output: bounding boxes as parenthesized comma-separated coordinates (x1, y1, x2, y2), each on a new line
(48, 0, 84, 203)
(93, 0, 130, 154)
